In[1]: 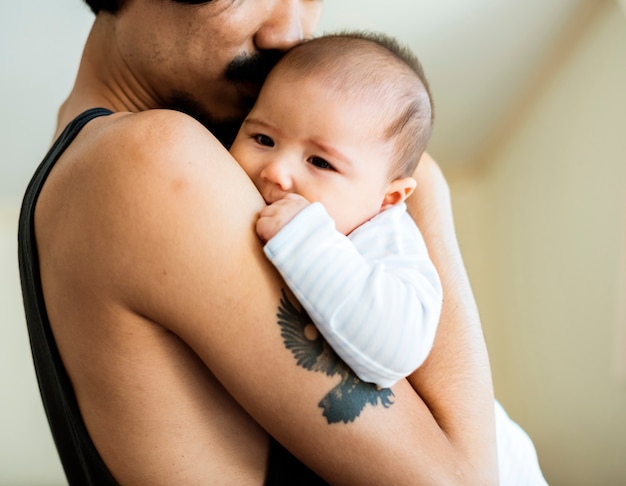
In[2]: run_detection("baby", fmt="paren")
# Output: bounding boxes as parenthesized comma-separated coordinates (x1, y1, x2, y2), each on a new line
(230, 31, 441, 388)
(230, 32, 548, 485)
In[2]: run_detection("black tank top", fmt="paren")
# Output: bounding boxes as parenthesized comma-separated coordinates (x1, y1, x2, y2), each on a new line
(18, 108, 327, 485)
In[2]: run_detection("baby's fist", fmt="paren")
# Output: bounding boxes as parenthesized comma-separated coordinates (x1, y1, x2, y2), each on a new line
(256, 193, 310, 242)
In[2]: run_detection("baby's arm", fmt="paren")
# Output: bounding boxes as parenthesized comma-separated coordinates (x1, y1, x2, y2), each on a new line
(261, 199, 442, 388)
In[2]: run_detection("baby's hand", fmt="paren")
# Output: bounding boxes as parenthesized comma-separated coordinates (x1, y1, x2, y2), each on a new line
(257, 193, 310, 242)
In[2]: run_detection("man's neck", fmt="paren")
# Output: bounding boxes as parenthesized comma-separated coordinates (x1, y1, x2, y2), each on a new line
(57, 14, 157, 135)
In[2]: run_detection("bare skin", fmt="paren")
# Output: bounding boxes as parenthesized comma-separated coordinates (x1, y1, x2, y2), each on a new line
(33, 1, 497, 484)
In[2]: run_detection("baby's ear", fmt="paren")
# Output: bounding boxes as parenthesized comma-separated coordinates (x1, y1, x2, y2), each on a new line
(381, 177, 417, 210)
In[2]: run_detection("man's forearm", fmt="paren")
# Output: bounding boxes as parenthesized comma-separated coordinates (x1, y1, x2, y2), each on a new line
(406, 152, 499, 484)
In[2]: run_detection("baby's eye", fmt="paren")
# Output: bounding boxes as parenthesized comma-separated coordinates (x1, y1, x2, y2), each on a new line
(308, 156, 335, 171)
(253, 134, 274, 147)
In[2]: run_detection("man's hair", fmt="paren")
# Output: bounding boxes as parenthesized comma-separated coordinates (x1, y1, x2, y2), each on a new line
(275, 31, 434, 179)
(83, 0, 213, 15)
(83, 0, 118, 14)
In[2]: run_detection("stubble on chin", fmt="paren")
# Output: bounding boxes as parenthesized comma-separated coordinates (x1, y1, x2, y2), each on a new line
(167, 91, 247, 149)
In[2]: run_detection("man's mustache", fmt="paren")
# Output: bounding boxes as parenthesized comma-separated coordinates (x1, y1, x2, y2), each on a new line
(226, 50, 285, 85)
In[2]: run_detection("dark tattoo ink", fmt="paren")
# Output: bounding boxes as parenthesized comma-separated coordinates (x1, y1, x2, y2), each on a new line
(277, 289, 394, 424)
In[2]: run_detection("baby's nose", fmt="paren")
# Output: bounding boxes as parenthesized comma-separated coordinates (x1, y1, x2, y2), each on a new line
(261, 159, 293, 191)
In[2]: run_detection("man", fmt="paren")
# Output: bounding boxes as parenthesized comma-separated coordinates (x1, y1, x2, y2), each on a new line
(19, 1, 498, 483)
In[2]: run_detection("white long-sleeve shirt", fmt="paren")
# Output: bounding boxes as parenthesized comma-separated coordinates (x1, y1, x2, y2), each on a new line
(263, 201, 442, 388)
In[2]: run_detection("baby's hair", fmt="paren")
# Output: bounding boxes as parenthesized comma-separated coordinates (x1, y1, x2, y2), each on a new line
(274, 31, 434, 179)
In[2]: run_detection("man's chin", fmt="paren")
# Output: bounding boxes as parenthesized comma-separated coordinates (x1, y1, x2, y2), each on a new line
(168, 94, 246, 148)
(203, 117, 245, 149)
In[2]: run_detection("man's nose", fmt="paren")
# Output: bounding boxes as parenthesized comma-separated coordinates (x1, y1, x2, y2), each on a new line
(254, 0, 304, 51)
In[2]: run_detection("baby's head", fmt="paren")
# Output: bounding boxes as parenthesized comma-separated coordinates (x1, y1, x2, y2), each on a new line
(231, 32, 434, 234)
(280, 31, 434, 179)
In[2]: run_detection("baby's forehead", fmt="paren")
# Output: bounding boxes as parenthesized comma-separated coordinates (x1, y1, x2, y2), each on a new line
(275, 59, 413, 112)
(280, 41, 414, 84)
(276, 41, 424, 110)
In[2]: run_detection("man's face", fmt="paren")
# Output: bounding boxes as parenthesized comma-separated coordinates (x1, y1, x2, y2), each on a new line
(114, 0, 322, 144)
(230, 69, 397, 236)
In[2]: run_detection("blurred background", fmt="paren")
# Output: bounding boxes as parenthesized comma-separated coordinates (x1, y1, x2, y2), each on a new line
(1, 1, 624, 484)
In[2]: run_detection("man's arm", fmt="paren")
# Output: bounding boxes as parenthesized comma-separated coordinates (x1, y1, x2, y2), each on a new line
(406, 152, 499, 483)
(44, 111, 497, 484)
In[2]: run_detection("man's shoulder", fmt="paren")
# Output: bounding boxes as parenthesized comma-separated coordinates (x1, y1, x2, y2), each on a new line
(61, 108, 236, 203)
(90, 109, 225, 167)
(40, 108, 245, 249)
(36, 106, 259, 313)
(108, 109, 212, 141)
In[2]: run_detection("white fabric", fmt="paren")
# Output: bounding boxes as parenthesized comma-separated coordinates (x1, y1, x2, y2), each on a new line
(264, 202, 442, 388)
(495, 400, 549, 485)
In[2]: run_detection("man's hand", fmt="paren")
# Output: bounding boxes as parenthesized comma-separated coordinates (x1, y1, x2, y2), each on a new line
(256, 193, 310, 242)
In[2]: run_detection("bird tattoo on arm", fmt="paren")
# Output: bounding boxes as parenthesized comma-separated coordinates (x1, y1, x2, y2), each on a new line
(277, 289, 395, 424)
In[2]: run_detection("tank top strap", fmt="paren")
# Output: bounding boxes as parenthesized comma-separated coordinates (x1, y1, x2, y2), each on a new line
(18, 107, 117, 485)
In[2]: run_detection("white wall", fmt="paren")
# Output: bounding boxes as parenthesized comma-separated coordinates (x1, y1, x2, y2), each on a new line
(0, 209, 67, 485)
(1, 2, 91, 483)
(449, 3, 626, 484)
